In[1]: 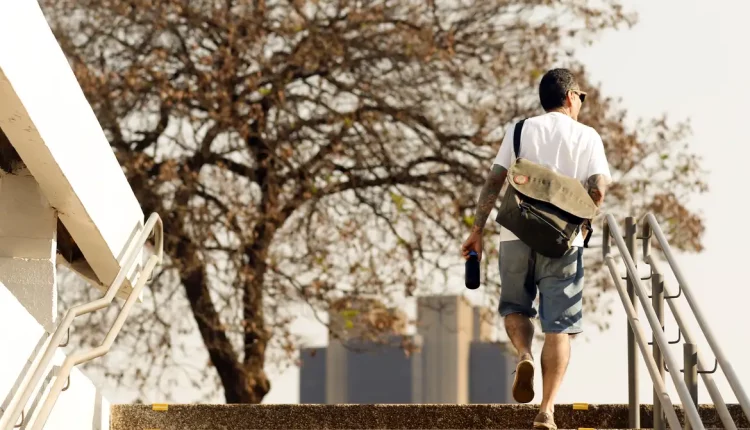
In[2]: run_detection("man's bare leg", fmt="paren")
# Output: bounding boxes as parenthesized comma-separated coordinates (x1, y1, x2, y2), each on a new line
(505, 313, 535, 403)
(539, 333, 572, 414)
(505, 313, 534, 358)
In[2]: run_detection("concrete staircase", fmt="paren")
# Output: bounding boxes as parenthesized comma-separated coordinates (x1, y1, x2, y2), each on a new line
(110, 403, 750, 429)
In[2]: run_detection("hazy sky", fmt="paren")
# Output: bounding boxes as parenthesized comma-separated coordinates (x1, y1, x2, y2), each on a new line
(261, 0, 750, 406)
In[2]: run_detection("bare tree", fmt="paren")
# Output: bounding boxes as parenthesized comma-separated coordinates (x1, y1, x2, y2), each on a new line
(43, 0, 707, 404)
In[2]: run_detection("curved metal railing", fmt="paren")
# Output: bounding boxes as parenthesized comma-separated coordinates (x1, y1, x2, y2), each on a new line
(603, 213, 749, 430)
(0, 213, 163, 430)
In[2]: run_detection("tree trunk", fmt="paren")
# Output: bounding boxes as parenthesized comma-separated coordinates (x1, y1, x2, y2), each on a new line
(175, 236, 249, 403)
(236, 124, 274, 403)
(166, 180, 268, 403)
(241, 241, 271, 403)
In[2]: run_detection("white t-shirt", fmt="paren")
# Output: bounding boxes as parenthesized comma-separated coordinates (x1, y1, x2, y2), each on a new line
(493, 112, 612, 246)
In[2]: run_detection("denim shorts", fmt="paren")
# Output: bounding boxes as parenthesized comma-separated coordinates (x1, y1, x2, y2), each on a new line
(498, 240, 584, 334)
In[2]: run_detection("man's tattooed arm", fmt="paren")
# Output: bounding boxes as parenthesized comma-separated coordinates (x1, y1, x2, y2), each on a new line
(471, 164, 508, 232)
(586, 174, 609, 207)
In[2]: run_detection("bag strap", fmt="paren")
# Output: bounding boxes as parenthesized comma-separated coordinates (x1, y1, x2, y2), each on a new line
(513, 119, 526, 159)
(524, 252, 537, 296)
(583, 220, 593, 248)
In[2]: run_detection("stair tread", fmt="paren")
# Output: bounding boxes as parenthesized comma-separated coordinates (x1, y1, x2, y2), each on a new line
(110, 403, 750, 430)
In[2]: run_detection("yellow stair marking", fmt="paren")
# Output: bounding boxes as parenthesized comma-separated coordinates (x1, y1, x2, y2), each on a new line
(573, 402, 589, 410)
(152, 403, 168, 411)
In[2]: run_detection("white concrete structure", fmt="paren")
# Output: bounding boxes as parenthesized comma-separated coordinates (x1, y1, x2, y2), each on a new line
(0, 1, 160, 429)
(0, 171, 58, 332)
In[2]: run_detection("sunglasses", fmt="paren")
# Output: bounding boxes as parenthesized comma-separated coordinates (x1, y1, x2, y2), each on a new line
(570, 90, 586, 103)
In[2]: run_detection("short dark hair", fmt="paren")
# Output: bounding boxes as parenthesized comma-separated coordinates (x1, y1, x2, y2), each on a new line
(538, 68, 580, 111)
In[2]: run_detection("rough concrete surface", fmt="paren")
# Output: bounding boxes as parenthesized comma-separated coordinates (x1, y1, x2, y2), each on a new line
(110, 403, 750, 429)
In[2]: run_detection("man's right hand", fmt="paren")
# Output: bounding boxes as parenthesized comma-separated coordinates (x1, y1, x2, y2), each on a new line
(461, 229, 483, 261)
(462, 163, 507, 262)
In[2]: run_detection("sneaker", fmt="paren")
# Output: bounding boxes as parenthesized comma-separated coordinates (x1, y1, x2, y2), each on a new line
(511, 356, 535, 403)
(533, 411, 557, 430)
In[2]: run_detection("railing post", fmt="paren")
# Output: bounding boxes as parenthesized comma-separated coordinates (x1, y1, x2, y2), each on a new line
(685, 343, 699, 430)
(625, 216, 640, 429)
(652, 272, 666, 430)
(602, 221, 611, 258)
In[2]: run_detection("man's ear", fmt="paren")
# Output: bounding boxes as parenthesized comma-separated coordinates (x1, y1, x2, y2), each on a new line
(564, 91, 574, 108)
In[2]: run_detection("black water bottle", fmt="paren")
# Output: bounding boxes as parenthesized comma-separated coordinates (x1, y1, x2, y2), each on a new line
(465, 250, 480, 289)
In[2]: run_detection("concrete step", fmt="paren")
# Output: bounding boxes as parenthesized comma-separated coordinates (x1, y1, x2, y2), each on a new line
(110, 403, 750, 429)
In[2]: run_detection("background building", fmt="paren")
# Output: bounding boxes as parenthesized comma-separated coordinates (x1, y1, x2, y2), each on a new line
(299, 295, 516, 404)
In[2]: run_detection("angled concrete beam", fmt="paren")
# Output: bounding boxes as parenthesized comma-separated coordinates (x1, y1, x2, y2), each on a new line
(0, 0, 146, 299)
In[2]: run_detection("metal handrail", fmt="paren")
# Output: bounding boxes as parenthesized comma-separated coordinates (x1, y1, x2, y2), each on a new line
(0, 213, 163, 430)
(604, 213, 705, 430)
(604, 256, 683, 430)
(643, 213, 750, 422)
(646, 254, 736, 430)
